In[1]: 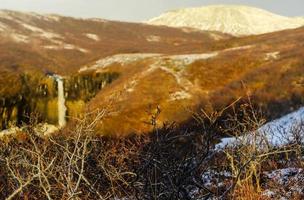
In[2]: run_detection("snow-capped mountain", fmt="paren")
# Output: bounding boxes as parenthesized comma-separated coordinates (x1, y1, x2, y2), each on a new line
(148, 5, 304, 36)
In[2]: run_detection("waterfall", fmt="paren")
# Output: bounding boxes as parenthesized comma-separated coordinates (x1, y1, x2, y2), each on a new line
(54, 75, 67, 128)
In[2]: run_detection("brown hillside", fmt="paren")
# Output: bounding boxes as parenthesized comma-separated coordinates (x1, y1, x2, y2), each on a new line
(0, 10, 230, 75)
(0, 10, 303, 135)
(85, 27, 304, 136)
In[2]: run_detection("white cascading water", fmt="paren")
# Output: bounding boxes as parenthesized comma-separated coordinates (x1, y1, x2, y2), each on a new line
(54, 75, 67, 128)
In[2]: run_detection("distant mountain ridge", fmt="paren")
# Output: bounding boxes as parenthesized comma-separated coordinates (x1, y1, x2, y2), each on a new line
(148, 5, 304, 36)
(0, 9, 228, 75)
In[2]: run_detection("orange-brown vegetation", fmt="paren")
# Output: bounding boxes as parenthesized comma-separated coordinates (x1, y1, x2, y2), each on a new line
(85, 27, 304, 135)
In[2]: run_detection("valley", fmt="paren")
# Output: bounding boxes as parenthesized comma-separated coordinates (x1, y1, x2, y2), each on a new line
(1, 8, 303, 135)
(0, 4, 303, 199)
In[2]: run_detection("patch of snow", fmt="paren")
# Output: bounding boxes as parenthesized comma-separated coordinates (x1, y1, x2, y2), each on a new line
(147, 5, 304, 36)
(262, 168, 304, 198)
(0, 123, 59, 138)
(81, 52, 219, 91)
(201, 169, 232, 187)
(44, 45, 59, 50)
(33, 123, 59, 136)
(10, 33, 29, 43)
(0, 9, 61, 22)
(148, 62, 194, 90)
(85, 33, 100, 41)
(265, 51, 280, 60)
(63, 44, 88, 53)
(146, 35, 161, 42)
(44, 42, 88, 53)
(181, 27, 201, 33)
(169, 91, 192, 101)
(89, 18, 108, 23)
(81, 52, 219, 73)
(264, 168, 303, 185)
(223, 45, 253, 52)
(216, 107, 304, 149)
(20, 23, 63, 40)
(37, 14, 61, 22)
(167, 52, 218, 65)
(0, 22, 8, 31)
(209, 32, 225, 40)
(17, 11, 60, 22)
(124, 80, 138, 93)
(39, 31, 63, 40)
(144, 52, 217, 90)
(0, 11, 14, 21)
(0, 127, 22, 138)
(21, 23, 45, 32)
(79, 53, 161, 72)
(263, 190, 276, 198)
(46, 15, 61, 22)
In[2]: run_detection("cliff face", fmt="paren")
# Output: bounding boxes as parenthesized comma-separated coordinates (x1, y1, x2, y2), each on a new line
(0, 72, 119, 130)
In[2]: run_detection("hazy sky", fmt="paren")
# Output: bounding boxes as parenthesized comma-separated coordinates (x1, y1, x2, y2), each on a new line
(0, 0, 303, 22)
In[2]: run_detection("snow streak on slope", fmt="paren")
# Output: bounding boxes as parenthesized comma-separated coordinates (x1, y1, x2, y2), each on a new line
(217, 107, 304, 149)
(79, 52, 219, 73)
(148, 5, 304, 36)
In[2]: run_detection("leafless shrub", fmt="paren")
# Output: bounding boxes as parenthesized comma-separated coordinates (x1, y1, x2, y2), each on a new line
(215, 105, 304, 199)
(0, 102, 303, 200)
(0, 110, 147, 199)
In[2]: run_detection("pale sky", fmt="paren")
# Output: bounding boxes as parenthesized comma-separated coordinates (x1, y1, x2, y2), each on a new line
(0, 0, 303, 22)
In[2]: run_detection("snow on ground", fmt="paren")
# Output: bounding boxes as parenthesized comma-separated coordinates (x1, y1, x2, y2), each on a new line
(80, 43, 253, 73)
(124, 79, 138, 93)
(148, 5, 304, 36)
(209, 32, 226, 40)
(0, 127, 22, 138)
(20, 23, 64, 40)
(63, 44, 88, 53)
(223, 45, 253, 52)
(28, 12, 61, 22)
(265, 51, 280, 60)
(80, 52, 219, 73)
(262, 168, 304, 199)
(0, 123, 59, 138)
(85, 33, 100, 41)
(201, 169, 232, 188)
(10, 33, 29, 43)
(39, 31, 63, 40)
(0, 22, 8, 32)
(89, 18, 108, 23)
(79, 53, 161, 72)
(45, 14, 61, 22)
(167, 52, 218, 65)
(169, 90, 192, 101)
(146, 35, 161, 42)
(216, 107, 304, 149)
(21, 23, 45, 32)
(0, 9, 60, 22)
(0, 10, 14, 21)
(44, 41, 88, 53)
(44, 45, 88, 53)
(33, 123, 59, 137)
(0, 10, 64, 42)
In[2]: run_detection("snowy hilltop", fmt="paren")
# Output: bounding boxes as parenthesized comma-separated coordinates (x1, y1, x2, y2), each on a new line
(148, 5, 304, 36)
